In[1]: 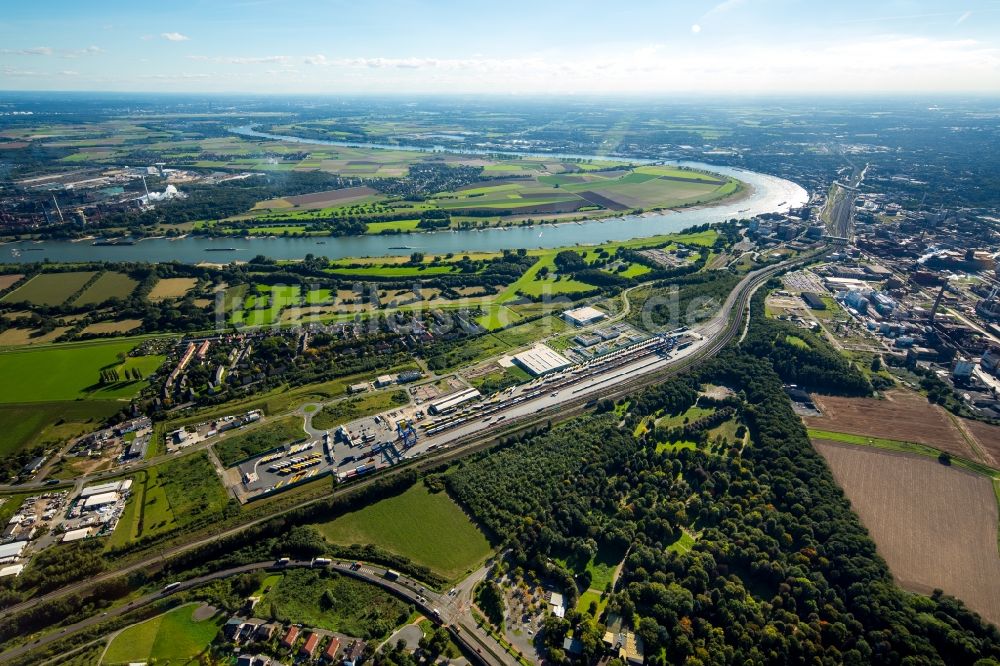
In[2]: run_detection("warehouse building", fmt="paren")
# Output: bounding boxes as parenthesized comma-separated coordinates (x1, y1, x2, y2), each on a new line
(0, 541, 26, 564)
(563, 306, 607, 327)
(83, 492, 119, 511)
(62, 527, 92, 542)
(79, 479, 132, 498)
(801, 292, 826, 310)
(513, 344, 574, 376)
(0, 564, 24, 578)
(428, 387, 482, 415)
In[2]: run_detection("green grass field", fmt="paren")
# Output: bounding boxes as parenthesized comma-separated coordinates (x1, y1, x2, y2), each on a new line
(305, 288, 334, 305)
(316, 483, 493, 580)
(264, 568, 410, 639)
(311, 390, 409, 430)
(654, 404, 715, 429)
(474, 304, 524, 331)
(0, 340, 163, 403)
(214, 415, 305, 467)
(0, 271, 96, 306)
(101, 603, 224, 665)
(73, 271, 139, 305)
(784, 334, 811, 350)
(325, 264, 457, 278)
(366, 219, 421, 234)
(666, 529, 696, 554)
(110, 452, 228, 546)
(0, 399, 122, 460)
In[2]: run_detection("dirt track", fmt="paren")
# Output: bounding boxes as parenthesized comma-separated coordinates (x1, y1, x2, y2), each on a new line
(814, 440, 1000, 627)
(965, 419, 1000, 466)
(805, 390, 978, 460)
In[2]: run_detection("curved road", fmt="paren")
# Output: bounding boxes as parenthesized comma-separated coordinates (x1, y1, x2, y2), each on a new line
(0, 558, 512, 665)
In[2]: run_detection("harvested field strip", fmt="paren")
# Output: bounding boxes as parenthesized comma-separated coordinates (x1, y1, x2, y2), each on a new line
(284, 186, 378, 206)
(806, 429, 999, 478)
(0, 271, 96, 306)
(658, 174, 727, 185)
(814, 440, 1000, 626)
(148, 277, 198, 301)
(804, 390, 978, 461)
(73, 271, 139, 305)
(0, 274, 24, 292)
(963, 418, 1000, 468)
(576, 190, 629, 211)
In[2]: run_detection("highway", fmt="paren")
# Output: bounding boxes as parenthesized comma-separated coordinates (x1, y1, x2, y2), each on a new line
(0, 245, 825, 662)
(0, 557, 513, 666)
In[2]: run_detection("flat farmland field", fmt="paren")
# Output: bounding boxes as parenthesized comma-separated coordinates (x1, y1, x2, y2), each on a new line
(0, 274, 24, 292)
(965, 419, 1000, 467)
(814, 440, 1000, 626)
(73, 271, 139, 305)
(281, 185, 379, 208)
(0, 271, 96, 306)
(0, 399, 121, 459)
(81, 319, 144, 335)
(316, 483, 492, 580)
(0, 339, 162, 402)
(804, 390, 978, 460)
(148, 277, 198, 301)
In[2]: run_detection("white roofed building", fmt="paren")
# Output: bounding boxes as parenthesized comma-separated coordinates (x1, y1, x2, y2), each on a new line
(83, 492, 119, 510)
(0, 541, 26, 563)
(563, 306, 607, 327)
(512, 344, 574, 376)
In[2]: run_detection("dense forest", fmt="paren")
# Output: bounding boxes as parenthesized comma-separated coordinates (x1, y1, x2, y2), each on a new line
(444, 306, 1000, 664)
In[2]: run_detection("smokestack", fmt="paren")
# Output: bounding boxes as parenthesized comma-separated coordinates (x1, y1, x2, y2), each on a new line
(51, 195, 64, 223)
(929, 284, 946, 325)
(141, 176, 150, 199)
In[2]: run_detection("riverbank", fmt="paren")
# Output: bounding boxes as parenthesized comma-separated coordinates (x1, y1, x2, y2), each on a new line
(0, 163, 803, 265)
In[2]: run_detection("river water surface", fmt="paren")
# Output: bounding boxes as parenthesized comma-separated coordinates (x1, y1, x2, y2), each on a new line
(3, 128, 807, 265)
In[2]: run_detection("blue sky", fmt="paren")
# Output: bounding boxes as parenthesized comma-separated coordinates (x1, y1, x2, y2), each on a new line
(1, 0, 998, 93)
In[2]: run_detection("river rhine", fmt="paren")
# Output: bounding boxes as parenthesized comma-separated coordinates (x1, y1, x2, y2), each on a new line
(3, 128, 808, 265)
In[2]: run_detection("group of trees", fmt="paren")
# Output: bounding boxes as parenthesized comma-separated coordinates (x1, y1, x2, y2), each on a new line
(98, 366, 142, 385)
(444, 309, 1000, 663)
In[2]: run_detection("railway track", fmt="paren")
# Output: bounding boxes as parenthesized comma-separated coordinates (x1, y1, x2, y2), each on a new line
(0, 247, 823, 644)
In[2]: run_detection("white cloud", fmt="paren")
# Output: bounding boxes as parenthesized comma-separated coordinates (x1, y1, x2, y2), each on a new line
(290, 36, 1000, 94)
(955, 11, 972, 25)
(161, 32, 190, 42)
(1, 46, 54, 56)
(140, 72, 211, 80)
(61, 46, 103, 59)
(188, 55, 290, 65)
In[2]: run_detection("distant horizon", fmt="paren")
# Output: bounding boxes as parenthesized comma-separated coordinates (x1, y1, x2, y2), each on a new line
(2, 0, 998, 95)
(3, 90, 1000, 100)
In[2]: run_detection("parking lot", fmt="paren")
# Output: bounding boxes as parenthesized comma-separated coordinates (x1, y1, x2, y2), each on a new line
(237, 405, 429, 499)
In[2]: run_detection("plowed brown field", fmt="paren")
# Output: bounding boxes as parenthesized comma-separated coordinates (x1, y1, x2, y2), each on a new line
(805, 390, 977, 460)
(814, 440, 1000, 626)
(965, 419, 1000, 467)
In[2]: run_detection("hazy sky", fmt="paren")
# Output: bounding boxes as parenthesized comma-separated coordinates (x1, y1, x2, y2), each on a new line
(1, 0, 998, 94)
